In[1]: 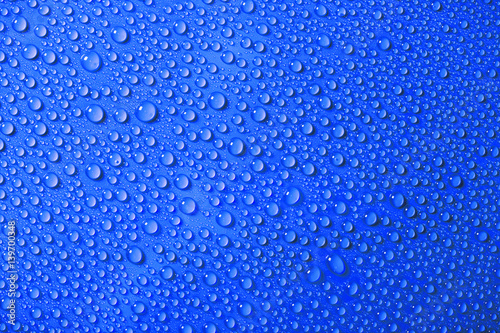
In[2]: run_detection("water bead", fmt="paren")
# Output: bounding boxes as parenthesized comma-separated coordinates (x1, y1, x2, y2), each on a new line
(204, 272, 219, 287)
(228, 138, 246, 156)
(284, 187, 303, 206)
(114, 108, 129, 123)
(216, 210, 234, 228)
(265, 202, 281, 217)
(42, 51, 58, 65)
(327, 254, 347, 275)
(44, 173, 60, 188)
(86, 163, 103, 180)
(142, 219, 159, 235)
(136, 101, 158, 123)
(451, 175, 464, 188)
(365, 211, 379, 226)
(208, 92, 228, 110)
(111, 27, 129, 43)
(174, 174, 191, 190)
(180, 197, 197, 215)
(34, 25, 48, 38)
(334, 201, 348, 215)
(12, 16, 29, 32)
(332, 125, 346, 138)
(85, 104, 106, 123)
(238, 302, 254, 317)
(28, 97, 44, 111)
(174, 20, 188, 35)
(160, 151, 176, 167)
(241, 1, 256, 13)
(108, 152, 123, 167)
(289, 60, 304, 73)
(132, 302, 146, 315)
(378, 38, 392, 51)
(81, 51, 102, 72)
(22, 45, 39, 60)
(391, 193, 406, 209)
(127, 246, 145, 264)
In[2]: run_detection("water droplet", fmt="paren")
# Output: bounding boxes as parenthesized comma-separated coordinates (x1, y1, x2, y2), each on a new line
(208, 92, 228, 110)
(136, 101, 158, 123)
(160, 151, 176, 167)
(284, 187, 303, 206)
(86, 104, 106, 123)
(391, 193, 406, 208)
(174, 20, 188, 35)
(86, 163, 103, 180)
(142, 219, 159, 235)
(379, 37, 392, 51)
(216, 210, 234, 227)
(327, 254, 347, 275)
(81, 51, 102, 72)
(12, 17, 28, 32)
(290, 60, 304, 73)
(365, 211, 379, 226)
(22, 45, 39, 60)
(127, 246, 145, 264)
(180, 197, 197, 215)
(111, 27, 129, 43)
(44, 173, 60, 188)
(228, 138, 246, 156)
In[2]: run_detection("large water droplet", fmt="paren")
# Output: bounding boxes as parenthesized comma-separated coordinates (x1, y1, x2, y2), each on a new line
(136, 101, 158, 123)
(127, 246, 145, 264)
(208, 92, 228, 110)
(216, 210, 234, 227)
(284, 187, 303, 206)
(86, 104, 106, 123)
(12, 17, 29, 32)
(81, 52, 102, 72)
(327, 254, 347, 275)
(111, 27, 129, 43)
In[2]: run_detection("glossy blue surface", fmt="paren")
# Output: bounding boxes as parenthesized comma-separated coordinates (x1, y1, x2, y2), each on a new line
(0, 0, 499, 332)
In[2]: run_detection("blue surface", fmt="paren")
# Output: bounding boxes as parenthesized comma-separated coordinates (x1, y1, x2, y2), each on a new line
(0, 0, 499, 332)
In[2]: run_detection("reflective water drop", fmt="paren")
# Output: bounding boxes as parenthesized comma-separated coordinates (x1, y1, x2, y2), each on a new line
(327, 254, 347, 275)
(284, 187, 302, 206)
(111, 27, 129, 43)
(317, 34, 332, 48)
(174, 20, 188, 35)
(379, 38, 392, 51)
(451, 175, 464, 188)
(391, 193, 406, 208)
(127, 246, 145, 264)
(216, 210, 234, 227)
(241, 1, 256, 13)
(208, 92, 228, 110)
(160, 151, 176, 167)
(180, 197, 197, 215)
(174, 174, 191, 190)
(142, 219, 159, 235)
(86, 163, 103, 180)
(365, 211, 379, 226)
(136, 101, 158, 123)
(228, 138, 246, 156)
(81, 52, 102, 72)
(86, 104, 106, 123)
(290, 60, 304, 73)
(12, 17, 29, 32)
(44, 173, 60, 188)
(22, 45, 39, 60)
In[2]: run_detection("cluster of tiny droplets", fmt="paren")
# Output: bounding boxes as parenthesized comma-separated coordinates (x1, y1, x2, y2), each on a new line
(0, 0, 499, 332)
